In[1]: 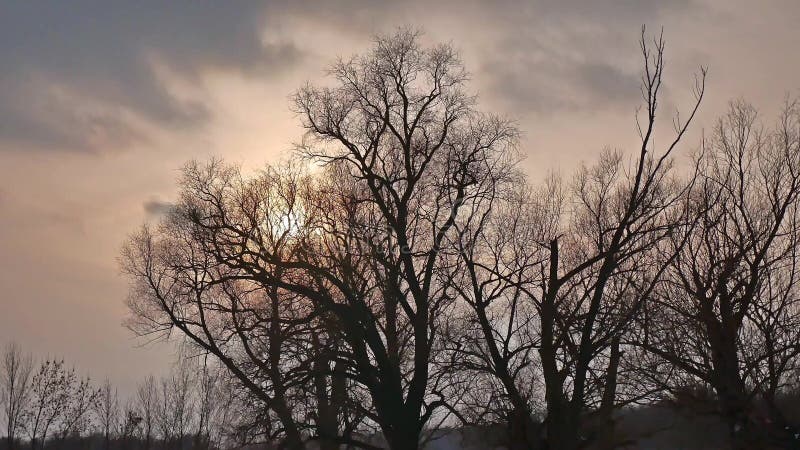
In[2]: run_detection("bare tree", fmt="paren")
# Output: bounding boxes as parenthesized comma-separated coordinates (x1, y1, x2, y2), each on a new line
(123, 29, 516, 450)
(95, 379, 119, 450)
(119, 399, 143, 450)
(290, 29, 517, 450)
(158, 361, 197, 450)
(123, 159, 348, 449)
(438, 181, 548, 447)
(1, 342, 33, 450)
(56, 373, 99, 443)
(25, 359, 71, 450)
(531, 34, 703, 449)
(206, 373, 239, 450)
(443, 29, 705, 450)
(636, 99, 800, 448)
(194, 358, 219, 450)
(136, 375, 158, 450)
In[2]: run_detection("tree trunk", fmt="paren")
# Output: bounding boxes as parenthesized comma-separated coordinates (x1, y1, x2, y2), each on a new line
(508, 406, 544, 450)
(544, 407, 581, 450)
(539, 240, 581, 450)
(706, 310, 761, 450)
(385, 421, 421, 450)
(593, 338, 621, 450)
(314, 348, 339, 450)
(711, 345, 756, 449)
(274, 400, 306, 450)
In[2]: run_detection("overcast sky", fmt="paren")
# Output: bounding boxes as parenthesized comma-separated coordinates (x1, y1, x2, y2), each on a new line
(1, 0, 799, 395)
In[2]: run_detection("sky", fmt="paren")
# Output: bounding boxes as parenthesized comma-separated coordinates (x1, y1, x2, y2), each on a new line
(1, 0, 799, 396)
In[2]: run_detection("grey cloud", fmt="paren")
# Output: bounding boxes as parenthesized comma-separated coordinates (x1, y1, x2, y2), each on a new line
(272, 0, 694, 31)
(143, 199, 175, 217)
(577, 62, 640, 100)
(0, 1, 304, 153)
(531, 0, 693, 20)
(0, 0, 698, 153)
(570, 61, 642, 110)
(267, 0, 695, 116)
(0, 75, 150, 153)
(481, 50, 642, 115)
(467, 0, 696, 116)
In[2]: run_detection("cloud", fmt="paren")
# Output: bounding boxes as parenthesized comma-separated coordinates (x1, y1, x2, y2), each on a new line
(260, 0, 696, 117)
(0, 1, 304, 153)
(0, 0, 700, 153)
(143, 199, 175, 217)
(467, 0, 697, 115)
(531, 0, 693, 20)
(482, 52, 642, 115)
(0, 75, 153, 153)
(577, 62, 642, 101)
(488, 57, 643, 114)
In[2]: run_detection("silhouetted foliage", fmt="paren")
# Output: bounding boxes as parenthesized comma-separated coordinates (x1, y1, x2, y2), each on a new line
(115, 28, 800, 450)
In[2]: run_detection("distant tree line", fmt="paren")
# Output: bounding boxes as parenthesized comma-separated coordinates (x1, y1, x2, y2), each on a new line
(0, 343, 255, 450)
